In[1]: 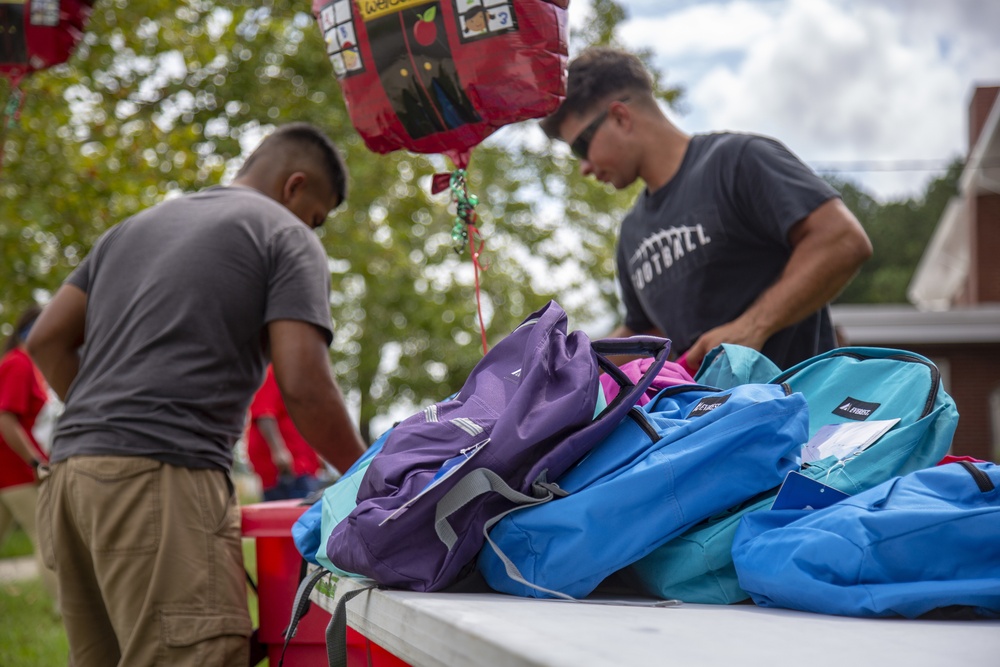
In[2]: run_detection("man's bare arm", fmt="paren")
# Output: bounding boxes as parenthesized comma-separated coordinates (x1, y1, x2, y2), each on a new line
(0, 412, 43, 467)
(684, 198, 872, 368)
(268, 319, 366, 474)
(26, 285, 87, 401)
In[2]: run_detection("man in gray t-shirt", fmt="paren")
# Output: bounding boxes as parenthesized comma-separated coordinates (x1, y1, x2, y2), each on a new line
(28, 123, 366, 667)
(541, 49, 872, 371)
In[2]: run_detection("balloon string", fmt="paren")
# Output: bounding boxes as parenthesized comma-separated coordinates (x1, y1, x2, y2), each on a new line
(449, 169, 489, 355)
(3, 83, 24, 130)
(0, 84, 24, 175)
(467, 223, 488, 355)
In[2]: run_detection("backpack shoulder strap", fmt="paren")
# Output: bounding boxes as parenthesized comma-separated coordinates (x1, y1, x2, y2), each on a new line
(278, 566, 331, 667)
(434, 467, 567, 550)
(326, 584, 380, 667)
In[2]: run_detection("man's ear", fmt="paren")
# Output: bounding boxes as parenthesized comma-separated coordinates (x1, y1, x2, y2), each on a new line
(611, 101, 634, 133)
(281, 171, 308, 205)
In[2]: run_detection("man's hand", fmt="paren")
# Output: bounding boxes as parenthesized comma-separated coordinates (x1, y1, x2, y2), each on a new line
(255, 416, 294, 475)
(683, 320, 770, 371)
(273, 449, 293, 476)
(0, 412, 45, 481)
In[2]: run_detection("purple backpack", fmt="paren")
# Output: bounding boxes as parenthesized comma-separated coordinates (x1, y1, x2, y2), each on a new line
(325, 301, 670, 591)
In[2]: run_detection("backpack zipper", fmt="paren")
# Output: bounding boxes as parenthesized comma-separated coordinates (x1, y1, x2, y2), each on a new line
(771, 351, 940, 419)
(957, 461, 995, 493)
(627, 407, 659, 442)
(631, 384, 724, 442)
(645, 384, 720, 410)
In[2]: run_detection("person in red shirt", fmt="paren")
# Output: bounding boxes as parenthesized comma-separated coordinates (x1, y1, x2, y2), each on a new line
(0, 305, 58, 603)
(247, 364, 326, 501)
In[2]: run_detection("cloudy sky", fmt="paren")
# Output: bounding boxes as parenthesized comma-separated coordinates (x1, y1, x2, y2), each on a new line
(566, 0, 1000, 201)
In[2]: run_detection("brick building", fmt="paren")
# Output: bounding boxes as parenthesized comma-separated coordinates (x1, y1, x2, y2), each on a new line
(831, 84, 1000, 462)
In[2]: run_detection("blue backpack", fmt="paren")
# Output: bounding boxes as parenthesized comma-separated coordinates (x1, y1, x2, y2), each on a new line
(478, 383, 808, 599)
(628, 346, 959, 604)
(324, 301, 670, 592)
(732, 461, 1000, 618)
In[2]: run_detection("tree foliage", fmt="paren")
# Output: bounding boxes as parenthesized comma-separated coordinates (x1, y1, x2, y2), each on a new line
(0, 0, 956, 443)
(0, 0, 660, 441)
(832, 161, 962, 304)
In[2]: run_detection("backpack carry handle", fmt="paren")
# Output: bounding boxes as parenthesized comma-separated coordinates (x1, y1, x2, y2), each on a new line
(591, 336, 671, 404)
(592, 335, 669, 359)
(523, 335, 671, 490)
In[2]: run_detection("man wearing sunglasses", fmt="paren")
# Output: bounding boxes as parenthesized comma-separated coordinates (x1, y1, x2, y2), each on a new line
(541, 48, 872, 371)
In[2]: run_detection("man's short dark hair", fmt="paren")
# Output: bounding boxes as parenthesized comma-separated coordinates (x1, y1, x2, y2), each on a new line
(238, 122, 349, 204)
(540, 48, 654, 139)
(4, 304, 42, 354)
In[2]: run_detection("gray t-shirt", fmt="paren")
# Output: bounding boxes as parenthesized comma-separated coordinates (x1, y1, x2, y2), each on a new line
(51, 186, 333, 471)
(616, 132, 839, 370)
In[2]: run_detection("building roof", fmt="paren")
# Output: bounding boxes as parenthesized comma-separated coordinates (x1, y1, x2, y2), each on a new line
(908, 85, 1000, 310)
(907, 196, 969, 310)
(961, 86, 1000, 196)
(831, 303, 1000, 345)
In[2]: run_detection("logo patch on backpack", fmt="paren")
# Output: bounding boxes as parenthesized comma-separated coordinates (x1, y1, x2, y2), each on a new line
(833, 397, 880, 421)
(690, 395, 730, 417)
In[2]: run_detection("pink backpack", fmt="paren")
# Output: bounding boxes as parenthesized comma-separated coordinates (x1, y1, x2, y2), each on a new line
(600, 357, 695, 407)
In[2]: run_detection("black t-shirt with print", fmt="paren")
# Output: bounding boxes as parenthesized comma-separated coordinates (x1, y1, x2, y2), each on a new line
(616, 132, 840, 370)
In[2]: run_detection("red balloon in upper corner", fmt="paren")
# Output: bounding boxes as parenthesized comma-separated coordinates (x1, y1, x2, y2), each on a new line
(312, 0, 570, 169)
(0, 0, 95, 87)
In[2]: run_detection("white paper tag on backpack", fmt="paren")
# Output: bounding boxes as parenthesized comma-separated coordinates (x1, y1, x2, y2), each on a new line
(801, 418, 899, 463)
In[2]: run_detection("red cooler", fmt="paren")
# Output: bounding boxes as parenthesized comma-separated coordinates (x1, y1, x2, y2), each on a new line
(241, 500, 410, 666)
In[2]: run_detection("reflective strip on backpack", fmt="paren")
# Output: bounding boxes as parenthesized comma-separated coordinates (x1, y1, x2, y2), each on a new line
(451, 417, 484, 436)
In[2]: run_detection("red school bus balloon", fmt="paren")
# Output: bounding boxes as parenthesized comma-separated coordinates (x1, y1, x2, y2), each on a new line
(0, 0, 94, 87)
(312, 0, 569, 168)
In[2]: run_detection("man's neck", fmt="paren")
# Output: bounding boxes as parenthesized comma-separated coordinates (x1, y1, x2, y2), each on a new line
(640, 122, 691, 194)
(229, 178, 275, 201)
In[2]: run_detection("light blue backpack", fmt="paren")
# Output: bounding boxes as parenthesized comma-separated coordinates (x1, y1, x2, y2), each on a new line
(478, 383, 808, 599)
(693, 343, 780, 388)
(732, 461, 1000, 618)
(628, 346, 960, 604)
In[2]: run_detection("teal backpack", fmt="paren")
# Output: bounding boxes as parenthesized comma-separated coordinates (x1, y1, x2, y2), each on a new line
(291, 429, 387, 576)
(693, 343, 780, 388)
(627, 346, 960, 604)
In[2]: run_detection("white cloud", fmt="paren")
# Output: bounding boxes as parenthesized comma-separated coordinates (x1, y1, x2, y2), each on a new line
(589, 0, 1000, 201)
(618, 1, 775, 58)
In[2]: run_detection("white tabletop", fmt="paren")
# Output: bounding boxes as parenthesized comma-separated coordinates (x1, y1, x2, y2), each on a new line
(310, 574, 1000, 667)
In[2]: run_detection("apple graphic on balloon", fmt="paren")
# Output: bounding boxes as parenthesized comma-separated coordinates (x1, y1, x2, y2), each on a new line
(413, 6, 437, 46)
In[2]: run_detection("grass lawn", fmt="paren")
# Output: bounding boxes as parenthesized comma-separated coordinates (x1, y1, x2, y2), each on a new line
(0, 577, 67, 666)
(0, 538, 264, 666)
(0, 527, 34, 559)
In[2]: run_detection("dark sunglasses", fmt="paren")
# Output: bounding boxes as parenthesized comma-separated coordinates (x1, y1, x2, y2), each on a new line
(569, 97, 629, 160)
